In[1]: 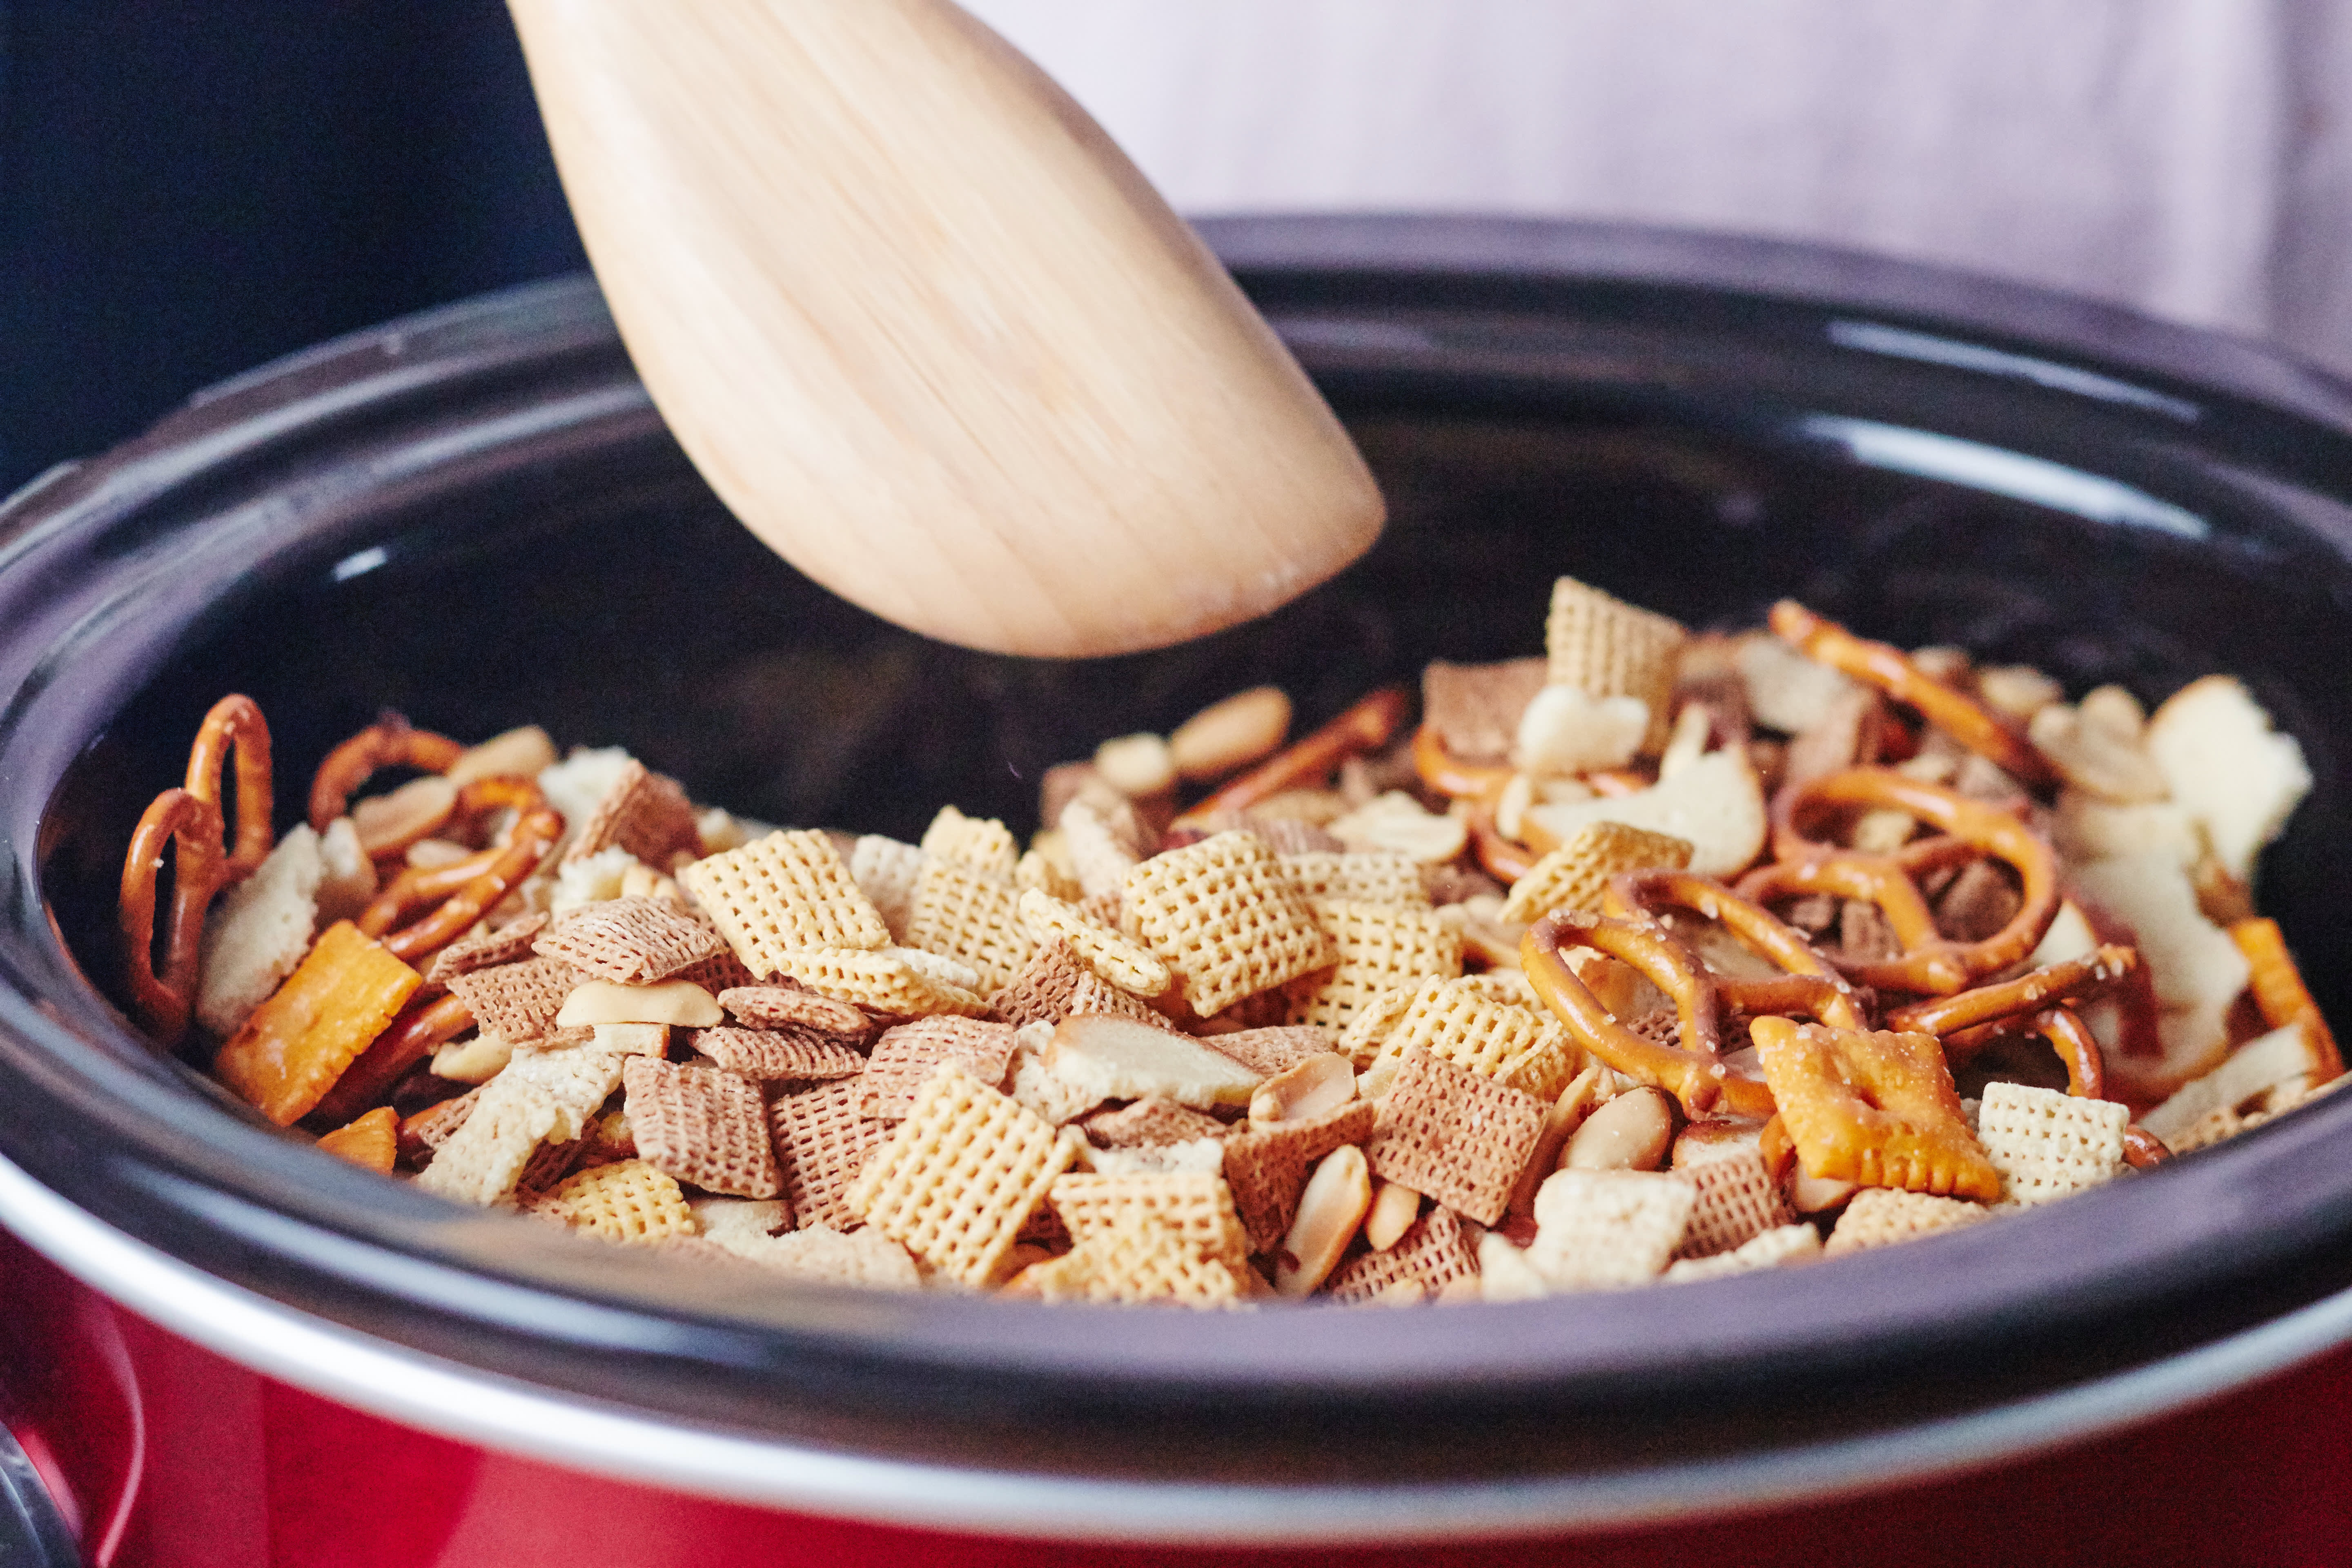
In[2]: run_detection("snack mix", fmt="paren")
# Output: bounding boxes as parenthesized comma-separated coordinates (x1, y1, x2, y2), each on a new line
(118, 579, 2335, 1306)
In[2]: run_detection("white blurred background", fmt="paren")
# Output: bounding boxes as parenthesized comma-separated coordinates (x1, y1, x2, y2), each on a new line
(962, 0, 2352, 375)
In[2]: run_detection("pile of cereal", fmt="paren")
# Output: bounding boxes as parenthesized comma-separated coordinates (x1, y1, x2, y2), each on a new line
(114, 578, 2336, 1305)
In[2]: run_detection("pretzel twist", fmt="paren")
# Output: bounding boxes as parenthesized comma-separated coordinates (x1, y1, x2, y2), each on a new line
(1411, 722, 1516, 801)
(356, 778, 561, 963)
(1883, 945, 2138, 1038)
(1741, 767, 2060, 995)
(184, 695, 274, 879)
(1769, 601, 2058, 790)
(1176, 688, 1407, 826)
(1604, 870, 1873, 1033)
(308, 713, 466, 832)
(1522, 911, 1729, 1116)
(119, 788, 226, 1044)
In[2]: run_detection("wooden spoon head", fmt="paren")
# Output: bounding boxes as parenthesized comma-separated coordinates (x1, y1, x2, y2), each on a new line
(510, 0, 1385, 657)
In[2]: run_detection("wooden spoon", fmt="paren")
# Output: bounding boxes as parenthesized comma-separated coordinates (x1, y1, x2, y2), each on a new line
(507, 0, 1385, 658)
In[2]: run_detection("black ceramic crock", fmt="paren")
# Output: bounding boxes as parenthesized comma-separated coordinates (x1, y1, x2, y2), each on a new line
(2, 216, 2350, 1542)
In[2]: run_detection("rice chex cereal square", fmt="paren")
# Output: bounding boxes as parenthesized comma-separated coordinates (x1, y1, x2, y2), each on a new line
(1975, 1081, 2131, 1206)
(680, 829, 892, 976)
(533, 896, 723, 985)
(1367, 1046, 1546, 1227)
(860, 1016, 1019, 1119)
(623, 1055, 781, 1198)
(766, 947, 991, 1019)
(847, 834, 925, 941)
(1527, 1169, 1696, 1286)
(1126, 831, 1334, 1017)
(847, 1066, 1078, 1286)
(769, 1078, 890, 1231)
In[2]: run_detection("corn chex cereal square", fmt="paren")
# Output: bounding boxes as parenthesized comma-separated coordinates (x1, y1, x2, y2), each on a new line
(1675, 1150, 1793, 1258)
(1279, 851, 1429, 908)
(427, 913, 549, 986)
(692, 1025, 866, 1085)
(1336, 982, 1420, 1069)
(1126, 831, 1334, 1017)
(680, 829, 892, 976)
(622, 1055, 780, 1198)
(1664, 1222, 1823, 1283)
(919, 805, 1020, 882)
(1325, 1205, 1479, 1303)
(1288, 900, 1462, 1033)
(1823, 1187, 1993, 1255)
(1528, 1169, 1696, 1286)
(1498, 821, 1695, 926)
(1016, 889, 1170, 997)
(1367, 978, 1577, 1103)
(904, 858, 1036, 995)
(1368, 1046, 1546, 1227)
(1221, 1100, 1377, 1253)
(766, 947, 991, 1019)
(860, 1016, 1019, 1119)
(532, 896, 723, 985)
(1050, 1170, 1251, 1267)
(769, 1078, 890, 1230)
(848, 1066, 1078, 1286)
(521, 1158, 697, 1244)
(1546, 575, 1688, 752)
(564, 760, 702, 869)
(1013, 1214, 1251, 1306)
(1975, 1082, 2130, 1206)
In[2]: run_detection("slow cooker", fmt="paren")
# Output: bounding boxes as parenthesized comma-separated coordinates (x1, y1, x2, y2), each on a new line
(3, 217, 2351, 1566)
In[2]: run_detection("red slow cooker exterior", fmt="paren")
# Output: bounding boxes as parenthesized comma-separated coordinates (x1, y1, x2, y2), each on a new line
(7, 217, 2352, 1565)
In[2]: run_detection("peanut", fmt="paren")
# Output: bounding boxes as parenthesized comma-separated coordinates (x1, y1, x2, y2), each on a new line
(446, 724, 558, 788)
(1275, 1144, 1372, 1297)
(555, 978, 722, 1028)
(351, 774, 458, 858)
(1563, 1085, 1674, 1172)
(1249, 1052, 1355, 1125)
(1094, 733, 1177, 799)
(1170, 686, 1291, 782)
(1364, 1178, 1423, 1251)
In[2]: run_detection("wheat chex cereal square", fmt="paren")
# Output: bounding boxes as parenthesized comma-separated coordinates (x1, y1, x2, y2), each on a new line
(717, 982, 872, 1038)
(1080, 1095, 1229, 1148)
(1823, 1187, 1993, 1255)
(1221, 1100, 1377, 1253)
(860, 1016, 1019, 1119)
(1498, 821, 1695, 926)
(521, 1158, 697, 1244)
(1288, 899, 1462, 1033)
(1675, 1151, 1793, 1258)
(1016, 888, 1170, 997)
(1421, 658, 1551, 764)
(1279, 851, 1429, 908)
(1126, 831, 1334, 1017)
(532, 895, 724, 985)
(1198, 1025, 1335, 1079)
(904, 857, 1036, 995)
(1049, 1170, 1251, 1268)
(1526, 1169, 1696, 1286)
(847, 1065, 1078, 1286)
(1546, 575, 1688, 752)
(443, 956, 592, 1045)
(622, 1055, 781, 1198)
(1325, 1205, 1479, 1303)
(680, 829, 892, 976)
(769, 1078, 891, 1230)
(987, 940, 1156, 1030)
(919, 805, 1020, 881)
(399, 1088, 481, 1162)
(692, 1025, 866, 1085)
(1975, 1081, 2131, 1205)
(1368, 1046, 1546, 1227)
(564, 760, 702, 868)
(427, 913, 549, 986)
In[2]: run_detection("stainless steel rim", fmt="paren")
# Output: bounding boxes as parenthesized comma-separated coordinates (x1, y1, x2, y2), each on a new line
(6, 1152, 2349, 1546)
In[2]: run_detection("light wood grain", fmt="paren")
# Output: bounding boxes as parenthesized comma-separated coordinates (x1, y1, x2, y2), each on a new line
(508, 0, 1385, 657)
